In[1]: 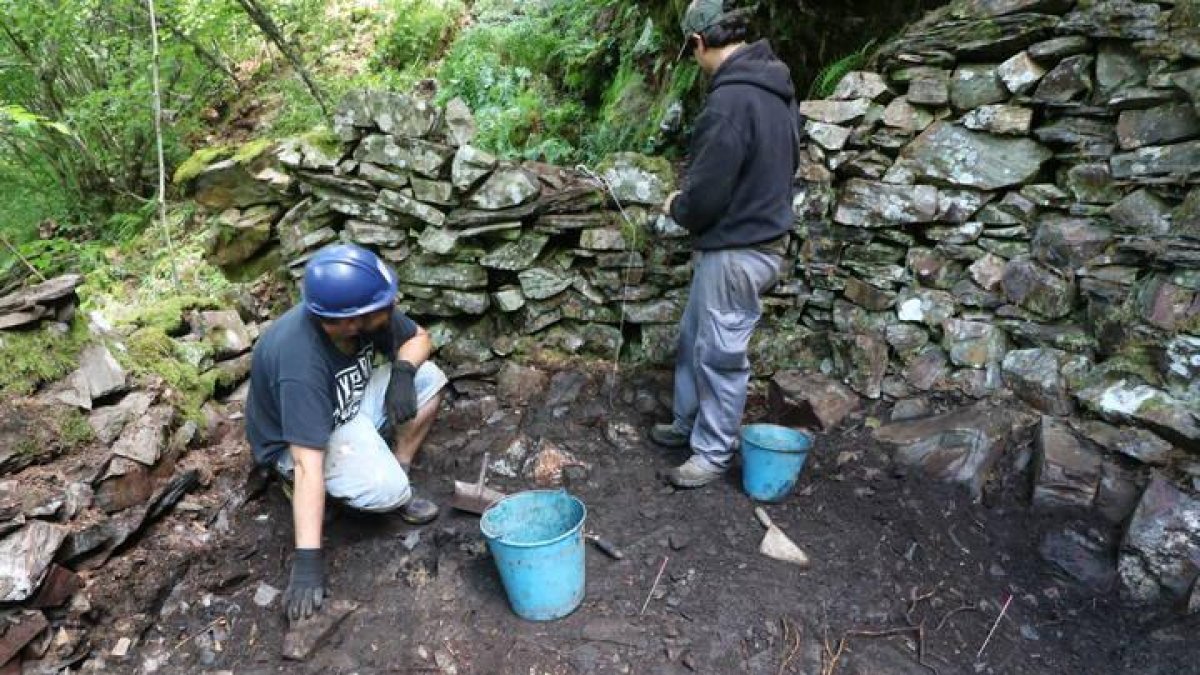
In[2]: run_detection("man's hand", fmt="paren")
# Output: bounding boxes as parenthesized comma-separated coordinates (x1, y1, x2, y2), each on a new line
(386, 360, 418, 426)
(284, 548, 324, 622)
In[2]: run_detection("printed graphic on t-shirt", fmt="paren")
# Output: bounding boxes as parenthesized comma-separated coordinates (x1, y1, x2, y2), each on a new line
(332, 344, 374, 427)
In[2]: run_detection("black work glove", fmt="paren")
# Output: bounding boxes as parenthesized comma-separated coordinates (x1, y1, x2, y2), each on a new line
(385, 360, 418, 427)
(284, 548, 324, 622)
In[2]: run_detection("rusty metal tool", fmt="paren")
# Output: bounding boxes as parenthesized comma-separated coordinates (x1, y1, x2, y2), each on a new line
(450, 452, 506, 515)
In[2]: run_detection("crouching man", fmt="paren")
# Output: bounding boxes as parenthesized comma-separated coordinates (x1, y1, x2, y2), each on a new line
(245, 243, 447, 621)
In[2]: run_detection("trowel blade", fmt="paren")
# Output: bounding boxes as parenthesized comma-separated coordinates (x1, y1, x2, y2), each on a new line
(760, 527, 810, 567)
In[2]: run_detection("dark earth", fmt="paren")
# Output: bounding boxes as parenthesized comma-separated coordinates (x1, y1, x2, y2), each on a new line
(78, 365, 1200, 675)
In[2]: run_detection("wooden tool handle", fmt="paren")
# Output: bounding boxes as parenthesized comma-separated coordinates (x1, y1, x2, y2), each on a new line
(476, 452, 490, 488)
(586, 533, 625, 560)
(754, 507, 773, 530)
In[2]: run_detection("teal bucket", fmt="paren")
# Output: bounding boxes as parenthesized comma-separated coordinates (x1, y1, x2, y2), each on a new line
(740, 424, 813, 502)
(480, 490, 587, 621)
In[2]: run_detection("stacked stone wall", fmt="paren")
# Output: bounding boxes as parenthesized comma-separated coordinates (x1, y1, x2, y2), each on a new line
(790, 0, 1198, 438)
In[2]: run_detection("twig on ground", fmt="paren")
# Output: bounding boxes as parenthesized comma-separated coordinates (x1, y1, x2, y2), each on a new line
(778, 617, 802, 675)
(946, 525, 971, 555)
(639, 555, 669, 615)
(173, 616, 227, 653)
(976, 593, 1013, 660)
(933, 602, 978, 633)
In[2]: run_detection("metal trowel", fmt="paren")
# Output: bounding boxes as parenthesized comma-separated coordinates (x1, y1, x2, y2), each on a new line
(754, 507, 810, 567)
(451, 452, 506, 515)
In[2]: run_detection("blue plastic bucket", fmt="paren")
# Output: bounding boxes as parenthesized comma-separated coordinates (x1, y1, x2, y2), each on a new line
(740, 424, 813, 502)
(480, 490, 587, 621)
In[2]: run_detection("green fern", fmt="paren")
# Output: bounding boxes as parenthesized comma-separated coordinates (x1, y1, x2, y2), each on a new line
(809, 40, 878, 100)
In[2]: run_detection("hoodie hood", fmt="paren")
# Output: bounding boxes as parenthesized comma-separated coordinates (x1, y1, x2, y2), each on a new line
(710, 39, 795, 103)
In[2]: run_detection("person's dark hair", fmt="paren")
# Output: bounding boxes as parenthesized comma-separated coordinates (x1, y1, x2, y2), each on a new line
(698, 12, 751, 49)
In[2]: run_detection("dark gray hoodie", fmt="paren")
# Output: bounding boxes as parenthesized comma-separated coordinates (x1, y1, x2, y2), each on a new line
(669, 39, 798, 251)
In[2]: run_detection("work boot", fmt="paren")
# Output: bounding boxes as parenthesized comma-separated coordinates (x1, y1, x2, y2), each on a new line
(649, 423, 689, 449)
(664, 455, 726, 489)
(398, 495, 440, 525)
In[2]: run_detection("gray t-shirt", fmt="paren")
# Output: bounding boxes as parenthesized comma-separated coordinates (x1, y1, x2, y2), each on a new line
(244, 304, 417, 466)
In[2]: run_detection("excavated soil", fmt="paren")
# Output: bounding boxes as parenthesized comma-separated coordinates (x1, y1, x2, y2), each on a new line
(79, 366, 1200, 675)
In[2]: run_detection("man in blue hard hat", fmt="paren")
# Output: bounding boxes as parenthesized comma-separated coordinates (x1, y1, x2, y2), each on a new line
(651, 0, 798, 488)
(245, 243, 447, 621)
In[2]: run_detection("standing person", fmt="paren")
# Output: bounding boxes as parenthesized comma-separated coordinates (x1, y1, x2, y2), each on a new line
(245, 243, 447, 621)
(651, 0, 798, 488)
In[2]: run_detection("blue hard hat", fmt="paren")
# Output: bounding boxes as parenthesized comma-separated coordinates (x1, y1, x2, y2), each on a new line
(302, 244, 398, 318)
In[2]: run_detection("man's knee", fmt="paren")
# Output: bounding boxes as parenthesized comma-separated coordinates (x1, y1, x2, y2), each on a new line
(338, 469, 411, 513)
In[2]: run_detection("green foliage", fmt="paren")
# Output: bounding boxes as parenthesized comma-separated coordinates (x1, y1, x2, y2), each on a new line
(59, 408, 96, 446)
(374, 0, 464, 71)
(121, 325, 219, 422)
(434, 0, 692, 164)
(809, 40, 878, 99)
(0, 319, 90, 396)
(172, 146, 235, 185)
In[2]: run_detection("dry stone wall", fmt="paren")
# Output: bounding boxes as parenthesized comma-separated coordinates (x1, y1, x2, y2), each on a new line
(189, 90, 732, 371)
(790, 0, 1200, 606)
(790, 0, 1199, 433)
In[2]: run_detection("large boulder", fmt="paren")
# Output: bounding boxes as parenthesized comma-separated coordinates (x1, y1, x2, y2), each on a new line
(1119, 476, 1200, 604)
(874, 402, 1031, 498)
(1001, 347, 1078, 415)
(769, 371, 861, 431)
(468, 168, 541, 210)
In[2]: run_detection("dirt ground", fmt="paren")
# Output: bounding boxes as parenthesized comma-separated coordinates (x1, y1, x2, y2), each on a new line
(85, 366, 1200, 675)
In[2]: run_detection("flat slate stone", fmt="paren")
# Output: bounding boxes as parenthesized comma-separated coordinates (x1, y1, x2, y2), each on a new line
(834, 179, 939, 227)
(1033, 417, 1102, 510)
(112, 405, 174, 466)
(769, 371, 862, 431)
(961, 105, 1033, 135)
(1033, 54, 1094, 103)
(997, 51, 1046, 94)
(1077, 380, 1200, 451)
(899, 122, 1052, 190)
(1110, 140, 1200, 181)
(831, 71, 890, 101)
(950, 64, 1008, 111)
(468, 167, 541, 210)
(1116, 103, 1200, 150)
(0, 521, 67, 602)
(1028, 36, 1092, 63)
(479, 234, 549, 271)
(798, 98, 873, 125)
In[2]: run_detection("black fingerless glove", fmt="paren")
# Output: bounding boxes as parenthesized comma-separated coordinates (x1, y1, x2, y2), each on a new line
(283, 548, 324, 622)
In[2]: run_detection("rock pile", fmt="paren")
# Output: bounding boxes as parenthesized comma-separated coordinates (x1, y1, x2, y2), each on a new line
(0, 304, 258, 669)
(0, 274, 83, 330)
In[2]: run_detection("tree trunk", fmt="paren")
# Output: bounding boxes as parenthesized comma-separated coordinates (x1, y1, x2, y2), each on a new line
(232, 0, 328, 116)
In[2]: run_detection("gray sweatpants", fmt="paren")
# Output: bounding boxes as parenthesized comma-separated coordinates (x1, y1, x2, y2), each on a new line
(672, 248, 783, 470)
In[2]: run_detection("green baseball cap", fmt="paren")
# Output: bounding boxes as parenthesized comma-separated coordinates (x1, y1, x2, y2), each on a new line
(679, 0, 726, 38)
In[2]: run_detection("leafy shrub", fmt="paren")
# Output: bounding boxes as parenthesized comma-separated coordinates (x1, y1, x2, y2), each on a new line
(809, 40, 878, 99)
(374, 0, 465, 71)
